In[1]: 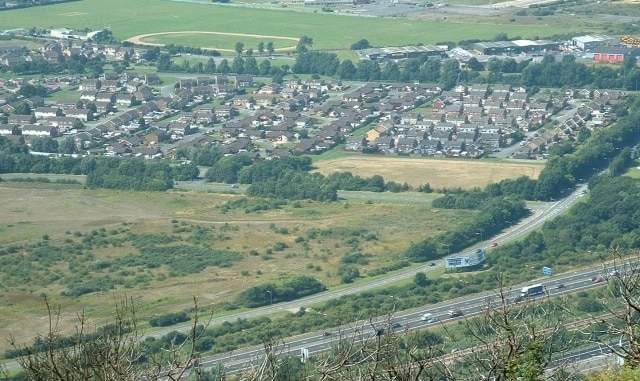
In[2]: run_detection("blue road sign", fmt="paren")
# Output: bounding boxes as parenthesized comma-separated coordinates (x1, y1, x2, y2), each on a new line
(542, 266, 552, 275)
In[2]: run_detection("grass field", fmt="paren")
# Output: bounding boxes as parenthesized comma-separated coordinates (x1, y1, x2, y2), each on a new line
(313, 157, 544, 189)
(0, 179, 467, 352)
(0, 154, 540, 352)
(0, 0, 584, 52)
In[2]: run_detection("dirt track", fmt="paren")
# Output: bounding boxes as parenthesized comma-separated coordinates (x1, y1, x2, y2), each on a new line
(125, 31, 298, 52)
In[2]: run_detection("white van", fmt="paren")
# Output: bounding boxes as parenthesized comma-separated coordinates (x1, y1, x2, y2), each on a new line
(420, 313, 433, 321)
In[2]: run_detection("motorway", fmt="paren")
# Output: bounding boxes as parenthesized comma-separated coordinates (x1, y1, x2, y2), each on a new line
(193, 252, 624, 375)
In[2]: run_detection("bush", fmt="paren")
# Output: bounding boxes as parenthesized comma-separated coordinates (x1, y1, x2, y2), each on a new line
(149, 311, 191, 327)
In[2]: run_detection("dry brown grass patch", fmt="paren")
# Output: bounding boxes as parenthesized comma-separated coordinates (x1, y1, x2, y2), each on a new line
(313, 157, 543, 189)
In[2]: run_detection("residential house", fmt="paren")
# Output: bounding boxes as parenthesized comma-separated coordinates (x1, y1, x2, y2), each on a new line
(214, 105, 237, 119)
(344, 136, 367, 151)
(132, 146, 162, 159)
(395, 138, 417, 154)
(235, 75, 253, 88)
(374, 136, 395, 153)
(22, 124, 59, 137)
(0, 124, 20, 135)
(8, 114, 36, 125)
(80, 91, 96, 101)
(294, 138, 323, 154)
(25, 96, 45, 109)
(366, 120, 394, 142)
(65, 107, 92, 121)
(144, 73, 161, 85)
(134, 85, 154, 102)
(46, 116, 76, 131)
(80, 79, 101, 92)
(95, 92, 116, 103)
(34, 106, 61, 119)
(115, 94, 136, 108)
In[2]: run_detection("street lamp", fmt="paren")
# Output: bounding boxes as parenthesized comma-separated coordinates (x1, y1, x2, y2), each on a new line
(476, 232, 483, 243)
(390, 295, 395, 312)
(444, 243, 450, 257)
(266, 290, 273, 305)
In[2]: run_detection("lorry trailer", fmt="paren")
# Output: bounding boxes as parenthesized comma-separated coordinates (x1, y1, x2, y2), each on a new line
(520, 284, 545, 298)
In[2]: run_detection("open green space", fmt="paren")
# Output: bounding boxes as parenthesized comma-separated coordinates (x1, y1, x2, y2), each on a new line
(0, 0, 581, 52)
(0, 180, 472, 353)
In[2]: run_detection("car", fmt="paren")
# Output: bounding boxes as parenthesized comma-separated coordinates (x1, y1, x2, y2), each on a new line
(490, 242, 498, 247)
(391, 321, 402, 328)
(427, 317, 438, 323)
(447, 308, 463, 317)
(609, 270, 619, 276)
(593, 276, 604, 283)
(420, 313, 433, 321)
(322, 331, 332, 337)
(556, 283, 565, 289)
(429, 262, 436, 267)
(230, 184, 239, 188)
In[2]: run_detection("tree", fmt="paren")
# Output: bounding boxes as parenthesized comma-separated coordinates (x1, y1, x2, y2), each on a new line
(259, 59, 272, 76)
(350, 39, 371, 50)
(217, 59, 230, 74)
(231, 56, 244, 74)
(30, 136, 58, 153)
(235, 41, 244, 55)
(244, 56, 259, 75)
(413, 272, 429, 287)
(466, 57, 484, 71)
(257, 41, 265, 55)
(9, 297, 211, 381)
(440, 58, 461, 90)
(58, 136, 77, 155)
(204, 58, 216, 74)
(296, 36, 313, 54)
(592, 250, 640, 368)
(266, 41, 275, 56)
(455, 279, 574, 381)
(336, 59, 356, 80)
(13, 101, 32, 115)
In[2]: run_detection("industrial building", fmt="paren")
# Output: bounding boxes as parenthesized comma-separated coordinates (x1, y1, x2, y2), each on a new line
(358, 45, 447, 60)
(472, 40, 559, 56)
(570, 34, 619, 51)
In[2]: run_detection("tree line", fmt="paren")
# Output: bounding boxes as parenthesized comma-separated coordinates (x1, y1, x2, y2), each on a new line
(155, 41, 640, 91)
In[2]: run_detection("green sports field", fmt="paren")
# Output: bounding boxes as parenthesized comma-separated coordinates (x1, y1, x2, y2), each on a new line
(1, 0, 580, 52)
